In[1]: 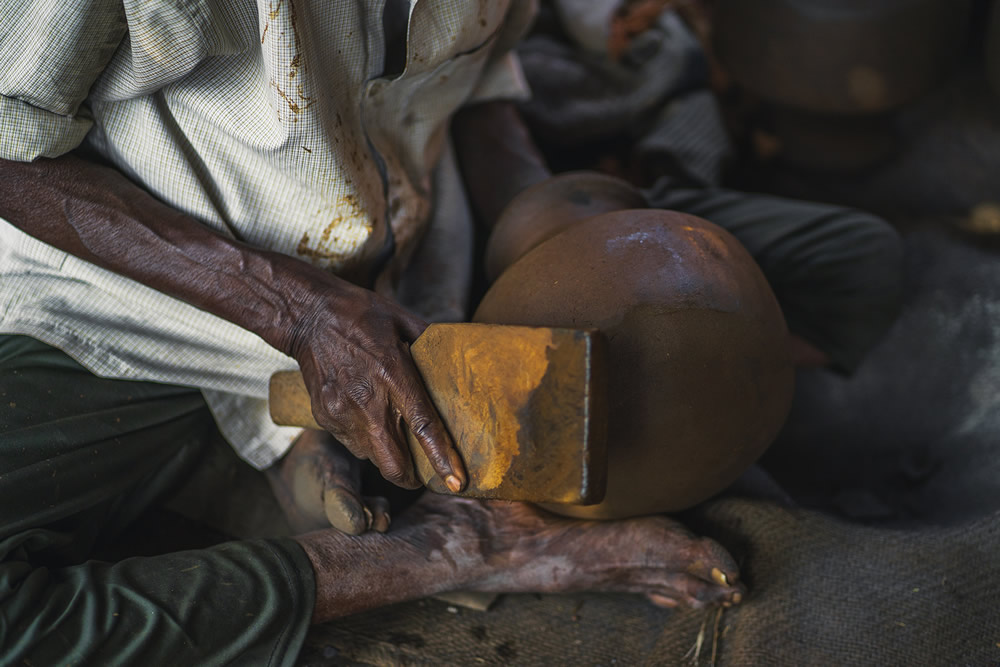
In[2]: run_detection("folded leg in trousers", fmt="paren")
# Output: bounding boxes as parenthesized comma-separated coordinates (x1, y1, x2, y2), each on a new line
(0, 335, 314, 667)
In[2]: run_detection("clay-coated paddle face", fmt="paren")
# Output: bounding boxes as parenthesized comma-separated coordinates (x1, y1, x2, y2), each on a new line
(408, 324, 607, 505)
(475, 209, 794, 518)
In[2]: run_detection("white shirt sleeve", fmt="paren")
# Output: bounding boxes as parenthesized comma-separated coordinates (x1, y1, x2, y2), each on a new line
(0, 0, 125, 160)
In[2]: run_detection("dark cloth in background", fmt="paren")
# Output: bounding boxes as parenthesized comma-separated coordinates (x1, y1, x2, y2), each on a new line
(517, 6, 728, 186)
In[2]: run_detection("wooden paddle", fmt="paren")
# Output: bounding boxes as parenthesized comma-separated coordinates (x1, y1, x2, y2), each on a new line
(269, 323, 607, 505)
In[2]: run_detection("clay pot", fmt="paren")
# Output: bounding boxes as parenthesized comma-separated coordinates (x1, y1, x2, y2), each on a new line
(713, 0, 972, 171)
(714, 0, 972, 115)
(474, 176, 794, 519)
(485, 172, 648, 281)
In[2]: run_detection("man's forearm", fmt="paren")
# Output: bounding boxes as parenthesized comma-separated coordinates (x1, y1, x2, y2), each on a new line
(0, 153, 342, 357)
(0, 153, 468, 491)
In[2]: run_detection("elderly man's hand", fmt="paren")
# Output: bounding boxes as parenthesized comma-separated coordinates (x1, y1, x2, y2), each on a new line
(0, 155, 466, 492)
(284, 280, 467, 492)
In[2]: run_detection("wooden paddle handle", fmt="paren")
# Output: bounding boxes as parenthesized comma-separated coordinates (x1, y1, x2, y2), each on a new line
(269, 370, 321, 429)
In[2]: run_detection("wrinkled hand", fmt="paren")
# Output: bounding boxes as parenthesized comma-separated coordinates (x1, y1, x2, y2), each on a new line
(286, 280, 466, 491)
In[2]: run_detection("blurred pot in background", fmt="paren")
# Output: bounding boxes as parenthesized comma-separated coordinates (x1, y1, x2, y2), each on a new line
(713, 0, 973, 170)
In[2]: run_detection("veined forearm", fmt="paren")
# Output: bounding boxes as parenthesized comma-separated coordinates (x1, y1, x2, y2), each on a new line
(0, 153, 347, 356)
(0, 153, 468, 491)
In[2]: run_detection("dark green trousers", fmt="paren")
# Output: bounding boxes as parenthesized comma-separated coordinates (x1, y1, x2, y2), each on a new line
(0, 336, 314, 666)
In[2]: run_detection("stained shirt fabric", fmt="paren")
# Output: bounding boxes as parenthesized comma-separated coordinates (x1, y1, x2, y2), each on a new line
(0, 0, 534, 468)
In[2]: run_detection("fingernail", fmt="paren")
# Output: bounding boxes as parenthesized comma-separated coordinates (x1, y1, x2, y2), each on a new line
(711, 568, 729, 586)
(445, 474, 463, 493)
(731, 592, 743, 604)
(363, 506, 373, 529)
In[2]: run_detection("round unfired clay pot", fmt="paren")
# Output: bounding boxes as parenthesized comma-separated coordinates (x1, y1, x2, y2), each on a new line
(474, 182, 795, 519)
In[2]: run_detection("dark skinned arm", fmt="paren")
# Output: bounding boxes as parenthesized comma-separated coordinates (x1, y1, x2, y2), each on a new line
(452, 100, 551, 230)
(0, 153, 466, 492)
